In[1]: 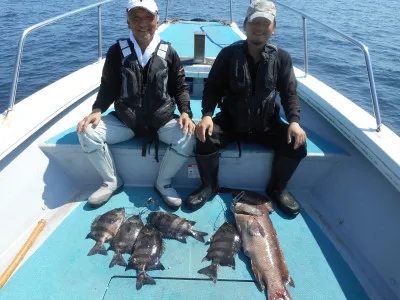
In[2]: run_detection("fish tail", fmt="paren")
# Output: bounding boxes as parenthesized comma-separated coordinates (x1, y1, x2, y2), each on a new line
(198, 263, 218, 283)
(136, 272, 156, 290)
(87, 241, 107, 256)
(109, 252, 127, 268)
(268, 287, 292, 300)
(190, 230, 208, 243)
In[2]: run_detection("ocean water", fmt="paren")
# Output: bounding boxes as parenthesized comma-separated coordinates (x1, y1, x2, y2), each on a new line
(0, 0, 399, 135)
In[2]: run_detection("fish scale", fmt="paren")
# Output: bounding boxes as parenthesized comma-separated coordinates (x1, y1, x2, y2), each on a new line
(198, 222, 241, 283)
(108, 215, 144, 268)
(147, 212, 208, 243)
(231, 201, 294, 300)
(86, 208, 125, 256)
(126, 224, 165, 290)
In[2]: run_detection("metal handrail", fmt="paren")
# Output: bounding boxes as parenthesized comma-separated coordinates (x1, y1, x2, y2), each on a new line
(274, 1, 382, 131)
(164, 0, 234, 23)
(6, 0, 112, 114)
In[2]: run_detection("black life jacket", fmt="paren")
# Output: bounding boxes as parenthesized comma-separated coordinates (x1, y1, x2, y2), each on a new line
(114, 39, 176, 161)
(221, 40, 279, 133)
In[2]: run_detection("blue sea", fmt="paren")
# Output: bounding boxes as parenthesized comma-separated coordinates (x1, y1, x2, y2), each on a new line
(0, 0, 399, 135)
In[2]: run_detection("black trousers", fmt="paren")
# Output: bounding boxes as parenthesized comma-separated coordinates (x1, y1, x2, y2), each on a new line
(196, 114, 307, 160)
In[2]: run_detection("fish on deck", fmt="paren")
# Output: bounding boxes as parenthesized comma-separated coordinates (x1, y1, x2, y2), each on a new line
(86, 208, 125, 256)
(126, 224, 165, 290)
(198, 222, 241, 283)
(108, 214, 144, 268)
(231, 201, 295, 300)
(147, 212, 208, 243)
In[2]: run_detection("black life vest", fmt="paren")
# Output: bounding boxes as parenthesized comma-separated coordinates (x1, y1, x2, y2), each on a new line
(221, 40, 279, 132)
(114, 39, 176, 161)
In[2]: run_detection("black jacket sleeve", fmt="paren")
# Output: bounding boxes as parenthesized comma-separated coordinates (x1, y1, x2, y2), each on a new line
(167, 46, 192, 118)
(92, 43, 122, 113)
(276, 48, 301, 124)
(201, 47, 230, 117)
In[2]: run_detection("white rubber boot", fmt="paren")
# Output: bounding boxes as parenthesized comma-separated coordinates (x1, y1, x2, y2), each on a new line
(155, 148, 188, 209)
(86, 143, 123, 207)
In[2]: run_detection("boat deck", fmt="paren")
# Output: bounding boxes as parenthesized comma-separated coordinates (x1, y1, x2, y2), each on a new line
(1, 187, 368, 300)
(159, 21, 242, 58)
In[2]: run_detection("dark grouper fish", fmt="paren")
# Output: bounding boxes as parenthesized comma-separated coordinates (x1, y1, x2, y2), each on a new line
(108, 215, 144, 268)
(198, 222, 241, 283)
(126, 224, 165, 290)
(86, 208, 125, 256)
(147, 212, 208, 243)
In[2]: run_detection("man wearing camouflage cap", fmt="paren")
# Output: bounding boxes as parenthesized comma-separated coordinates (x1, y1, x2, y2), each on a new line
(187, 0, 307, 217)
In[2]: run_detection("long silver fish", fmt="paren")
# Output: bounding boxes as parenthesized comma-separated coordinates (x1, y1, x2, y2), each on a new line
(231, 202, 295, 300)
(198, 222, 241, 283)
(147, 212, 208, 243)
(126, 224, 165, 290)
(108, 215, 144, 268)
(86, 208, 125, 256)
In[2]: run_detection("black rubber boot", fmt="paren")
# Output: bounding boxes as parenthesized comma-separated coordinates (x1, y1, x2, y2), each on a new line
(185, 152, 219, 211)
(266, 155, 301, 217)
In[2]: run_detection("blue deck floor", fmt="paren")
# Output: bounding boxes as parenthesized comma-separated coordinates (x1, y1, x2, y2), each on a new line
(159, 21, 242, 58)
(0, 187, 368, 300)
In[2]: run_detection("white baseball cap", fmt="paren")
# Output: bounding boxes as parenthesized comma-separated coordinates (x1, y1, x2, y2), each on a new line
(127, 0, 159, 15)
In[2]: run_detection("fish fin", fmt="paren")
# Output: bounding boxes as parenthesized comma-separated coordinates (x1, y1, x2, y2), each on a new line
(265, 201, 274, 213)
(85, 232, 94, 240)
(274, 228, 294, 288)
(157, 263, 165, 270)
(125, 261, 136, 271)
(176, 235, 187, 243)
(248, 218, 266, 237)
(222, 256, 236, 269)
(198, 263, 218, 283)
(251, 260, 265, 291)
(187, 220, 196, 226)
(88, 241, 107, 256)
(91, 215, 101, 228)
(201, 255, 210, 263)
(109, 253, 127, 268)
(287, 276, 295, 288)
(268, 287, 292, 300)
(190, 230, 208, 243)
(136, 272, 156, 290)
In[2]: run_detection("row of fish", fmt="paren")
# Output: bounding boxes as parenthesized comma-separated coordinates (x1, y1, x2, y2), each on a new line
(86, 209, 207, 289)
(86, 187, 294, 299)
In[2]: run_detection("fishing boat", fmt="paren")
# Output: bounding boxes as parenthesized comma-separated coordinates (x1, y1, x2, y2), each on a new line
(1, 1, 399, 299)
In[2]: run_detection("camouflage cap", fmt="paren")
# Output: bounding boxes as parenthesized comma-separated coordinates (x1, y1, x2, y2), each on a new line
(246, 0, 276, 23)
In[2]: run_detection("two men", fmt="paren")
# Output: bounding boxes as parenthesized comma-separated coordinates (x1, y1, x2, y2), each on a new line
(78, 0, 306, 218)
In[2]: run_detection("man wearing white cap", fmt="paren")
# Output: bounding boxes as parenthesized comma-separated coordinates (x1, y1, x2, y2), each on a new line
(77, 0, 195, 209)
(188, 0, 307, 217)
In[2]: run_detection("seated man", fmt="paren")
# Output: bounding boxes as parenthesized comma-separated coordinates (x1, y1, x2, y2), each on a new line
(77, 0, 195, 208)
(186, 0, 307, 217)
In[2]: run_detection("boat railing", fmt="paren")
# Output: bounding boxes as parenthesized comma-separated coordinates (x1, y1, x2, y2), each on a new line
(274, 1, 382, 131)
(164, 0, 234, 24)
(5, 0, 112, 117)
